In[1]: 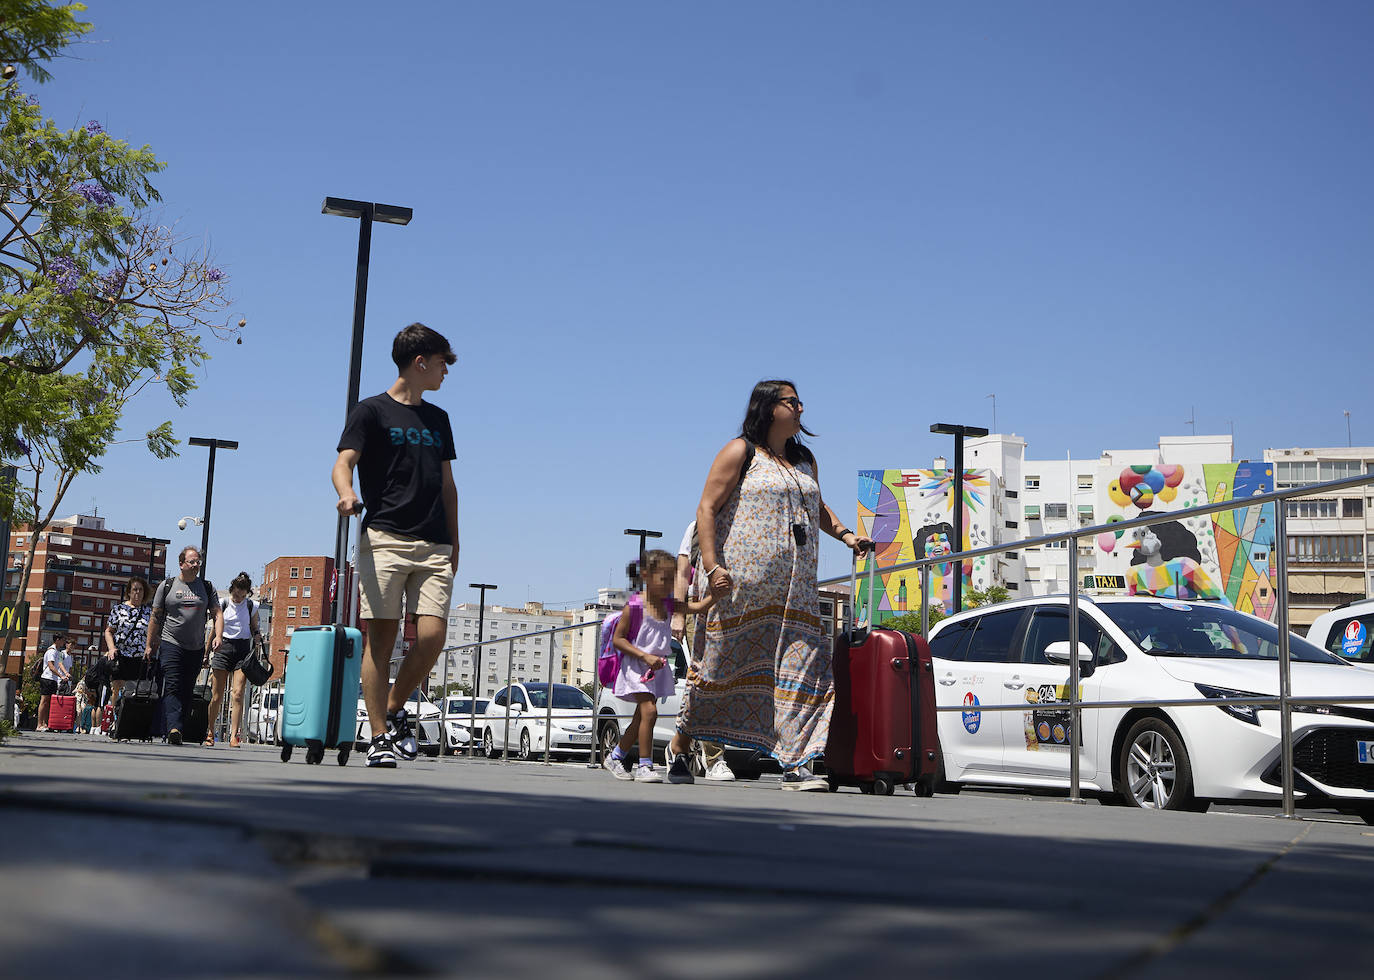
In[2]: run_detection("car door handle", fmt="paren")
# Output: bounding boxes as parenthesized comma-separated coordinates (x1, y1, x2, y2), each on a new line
(1004, 675, 1025, 690)
(938, 672, 958, 686)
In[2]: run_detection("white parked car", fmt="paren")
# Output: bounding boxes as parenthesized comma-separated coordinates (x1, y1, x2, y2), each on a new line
(245, 687, 282, 744)
(1304, 599, 1374, 669)
(482, 683, 596, 760)
(354, 688, 442, 757)
(437, 697, 490, 755)
(928, 595, 1374, 821)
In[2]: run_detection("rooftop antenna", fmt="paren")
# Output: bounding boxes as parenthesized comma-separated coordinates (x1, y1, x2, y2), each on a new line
(1185, 406, 1196, 436)
(986, 393, 996, 434)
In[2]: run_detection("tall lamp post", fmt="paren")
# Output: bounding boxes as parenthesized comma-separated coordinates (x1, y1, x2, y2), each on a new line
(467, 582, 497, 756)
(321, 196, 412, 622)
(930, 423, 988, 614)
(187, 437, 238, 577)
(623, 528, 662, 589)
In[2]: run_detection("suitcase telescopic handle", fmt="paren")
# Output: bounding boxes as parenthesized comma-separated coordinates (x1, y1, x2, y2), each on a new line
(848, 540, 877, 635)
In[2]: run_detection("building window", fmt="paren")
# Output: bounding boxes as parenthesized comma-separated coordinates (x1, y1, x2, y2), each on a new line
(1287, 535, 1364, 564)
(1025, 476, 1040, 491)
(300, 606, 310, 619)
(287, 606, 296, 617)
(1343, 498, 1364, 518)
(1005, 520, 1018, 529)
(122, 546, 134, 556)
(97, 543, 105, 553)
(1077, 475, 1093, 490)
(82, 578, 93, 588)
(303, 586, 311, 597)
(1322, 460, 1364, 481)
(304, 567, 312, 579)
(1286, 498, 1338, 519)
(290, 567, 299, 578)
(1044, 503, 1068, 520)
(82, 541, 94, 551)
(1275, 461, 1318, 488)
(285, 627, 294, 636)
(288, 586, 297, 598)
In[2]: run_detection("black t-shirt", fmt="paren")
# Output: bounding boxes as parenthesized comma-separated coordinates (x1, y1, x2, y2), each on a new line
(337, 393, 457, 543)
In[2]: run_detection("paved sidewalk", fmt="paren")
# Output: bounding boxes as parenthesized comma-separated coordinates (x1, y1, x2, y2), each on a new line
(3, 731, 1373, 977)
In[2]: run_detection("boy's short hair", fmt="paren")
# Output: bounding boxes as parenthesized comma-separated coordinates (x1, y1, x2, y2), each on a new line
(392, 322, 457, 370)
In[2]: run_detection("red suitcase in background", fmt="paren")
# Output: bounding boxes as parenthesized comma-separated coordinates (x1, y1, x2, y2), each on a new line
(825, 549, 942, 797)
(48, 694, 76, 733)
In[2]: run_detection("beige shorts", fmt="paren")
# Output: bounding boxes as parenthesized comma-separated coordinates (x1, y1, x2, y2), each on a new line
(356, 528, 455, 621)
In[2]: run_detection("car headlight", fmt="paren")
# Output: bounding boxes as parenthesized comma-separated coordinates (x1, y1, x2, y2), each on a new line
(1194, 684, 1264, 726)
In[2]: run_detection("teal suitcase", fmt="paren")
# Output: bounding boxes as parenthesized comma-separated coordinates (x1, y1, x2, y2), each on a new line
(280, 625, 361, 765)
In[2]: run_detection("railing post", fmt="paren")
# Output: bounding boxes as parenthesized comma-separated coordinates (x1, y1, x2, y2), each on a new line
(1275, 503, 1296, 818)
(1068, 538, 1084, 804)
(919, 556, 930, 640)
(543, 633, 555, 765)
(589, 619, 603, 769)
(469, 642, 481, 757)
(502, 636, 515, 762)
(439, 646, 450, 758)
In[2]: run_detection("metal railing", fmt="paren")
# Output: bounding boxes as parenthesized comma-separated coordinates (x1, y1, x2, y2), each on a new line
(819, 472, 1374, 818)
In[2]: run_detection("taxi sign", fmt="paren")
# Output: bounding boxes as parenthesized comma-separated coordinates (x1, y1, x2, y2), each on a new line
(1342, 620, 1367, 658)
(1082, 575, 1127, 590)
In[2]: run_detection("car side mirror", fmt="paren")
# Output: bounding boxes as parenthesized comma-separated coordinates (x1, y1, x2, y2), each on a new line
(1044, 640, 1094, 668)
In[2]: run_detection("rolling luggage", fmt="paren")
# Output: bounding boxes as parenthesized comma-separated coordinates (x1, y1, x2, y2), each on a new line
(111, 661, 160, 741)
(48, 694, 76, 733)
(182, 668, 214, 745)
(825, 547, 942, 797)
(280, 517, 362, 766)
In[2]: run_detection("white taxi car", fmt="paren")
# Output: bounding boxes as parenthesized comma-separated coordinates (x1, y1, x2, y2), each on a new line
(1304, 598, 1374, 669)
(482, 683, 597, 760)
(929, 595, 1374, 820)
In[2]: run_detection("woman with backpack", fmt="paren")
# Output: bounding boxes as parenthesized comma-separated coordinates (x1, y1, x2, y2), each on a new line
(677, 380, 871, 790)
(202, 572, 263, 747)
(104, 577, 153, 705)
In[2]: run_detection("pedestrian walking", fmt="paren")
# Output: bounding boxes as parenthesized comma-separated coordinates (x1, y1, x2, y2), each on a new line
(202, 573, 263, 747)
(664, 520, 735, 784)
(146, 546, 221, 746)
(332, 322, 460, 769)
(679, 379, 870, 790)
(104, 577, 153, 705)
(605, 550, 715, 783)
(35, 634, 72, 732)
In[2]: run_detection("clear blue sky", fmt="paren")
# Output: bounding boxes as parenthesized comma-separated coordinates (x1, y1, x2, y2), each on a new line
(24, 1, 1374, 605)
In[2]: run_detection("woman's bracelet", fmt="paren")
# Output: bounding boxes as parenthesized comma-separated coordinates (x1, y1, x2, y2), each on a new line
(705, 564, 724, 578)
(836, 528, 854, 540)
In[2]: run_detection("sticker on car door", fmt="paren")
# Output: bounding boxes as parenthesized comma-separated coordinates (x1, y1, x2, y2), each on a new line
(1023, 684, 1082, 750)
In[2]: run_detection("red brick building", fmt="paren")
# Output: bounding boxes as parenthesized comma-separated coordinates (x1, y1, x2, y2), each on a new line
(2, 514, 169, 675)
(260, 555, 337, 677)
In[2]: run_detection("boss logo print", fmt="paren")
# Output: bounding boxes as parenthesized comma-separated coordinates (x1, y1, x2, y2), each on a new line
(388, 427, 444, 449)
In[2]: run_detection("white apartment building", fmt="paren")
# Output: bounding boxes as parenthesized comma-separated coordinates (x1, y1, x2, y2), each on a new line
(437, 602, 574, 697)
(1265, 447, 1374, 630)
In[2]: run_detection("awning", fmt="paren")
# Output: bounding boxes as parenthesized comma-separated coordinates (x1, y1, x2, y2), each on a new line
(1078, 505, 1094, 515)
(1024, 505, 1040, 519)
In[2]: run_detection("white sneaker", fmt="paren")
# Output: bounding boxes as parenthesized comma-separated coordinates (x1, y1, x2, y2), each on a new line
(633, 764, 663, 783)
(705, 759, 736, 782)
(604, 756, 633, 781)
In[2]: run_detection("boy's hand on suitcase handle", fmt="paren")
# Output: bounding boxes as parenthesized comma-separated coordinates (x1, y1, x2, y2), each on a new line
(336, 493, 363, 517)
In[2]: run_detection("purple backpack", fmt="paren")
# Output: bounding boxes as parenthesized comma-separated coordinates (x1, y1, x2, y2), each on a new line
(597, 594, 674, 687)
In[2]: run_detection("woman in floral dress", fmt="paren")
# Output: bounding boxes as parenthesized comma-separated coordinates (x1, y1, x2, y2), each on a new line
(680, 379, 870, 789)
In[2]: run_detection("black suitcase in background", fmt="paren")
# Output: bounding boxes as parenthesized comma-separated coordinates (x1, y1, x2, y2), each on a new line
(111, 660, 160, 741)
(181, 669, 213, 744)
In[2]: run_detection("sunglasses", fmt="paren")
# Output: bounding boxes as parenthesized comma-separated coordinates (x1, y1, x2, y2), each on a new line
(778, 397, 803, 410)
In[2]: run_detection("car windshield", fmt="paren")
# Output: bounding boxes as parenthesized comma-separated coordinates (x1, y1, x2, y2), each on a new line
(445, 699, 488, 714)
(264, 693, 279, 709)
(1102, 601, 1344, 665)
(524, 684, 593, 710)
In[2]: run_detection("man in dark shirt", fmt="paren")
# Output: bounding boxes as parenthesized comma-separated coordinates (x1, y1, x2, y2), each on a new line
(333, 322, 460, 768)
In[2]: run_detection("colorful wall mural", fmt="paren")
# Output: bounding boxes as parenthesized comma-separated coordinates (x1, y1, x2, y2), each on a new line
(1093, 462, 1277, 619)
(857, 469, 995, 620)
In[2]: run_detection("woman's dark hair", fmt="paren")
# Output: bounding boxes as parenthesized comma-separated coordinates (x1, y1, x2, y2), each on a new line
(392, 322, 456, 370)
(122, 576, 152, 604)
(1129, 518, 1203, 566)
(230, 572, 253, 595)
(739, 379, 815, 465)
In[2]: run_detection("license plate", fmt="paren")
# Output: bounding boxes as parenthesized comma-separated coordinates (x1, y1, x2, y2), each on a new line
(568, 733, 592, 744)
(1359, 741, 1374, 765)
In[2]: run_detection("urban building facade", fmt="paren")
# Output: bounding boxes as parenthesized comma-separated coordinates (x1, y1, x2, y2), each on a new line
(1, 514, 169, 672)
(438, 601, 576, 696)
(260, 555, 334, 677)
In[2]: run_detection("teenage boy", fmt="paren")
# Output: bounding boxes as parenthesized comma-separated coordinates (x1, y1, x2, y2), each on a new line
(147, 546, 222, 746)
(36, 634, 72, 732)
(332, 322, 459, 768)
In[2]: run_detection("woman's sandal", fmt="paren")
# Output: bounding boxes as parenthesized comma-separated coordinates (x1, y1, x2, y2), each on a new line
(229, 734, 242, 748)
(203, 734, 215, 748)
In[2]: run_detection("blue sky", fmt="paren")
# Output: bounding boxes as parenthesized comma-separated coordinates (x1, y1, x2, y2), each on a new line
(20, 1, 1374, 606)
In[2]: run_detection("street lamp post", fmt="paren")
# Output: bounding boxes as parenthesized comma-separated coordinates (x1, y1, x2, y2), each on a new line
(468, 582, 497, 756)
(187, 437, 238, 578)
(930, 423, 989, 614)
(321, 196, 412, 623)
(623, 528, 662, 589)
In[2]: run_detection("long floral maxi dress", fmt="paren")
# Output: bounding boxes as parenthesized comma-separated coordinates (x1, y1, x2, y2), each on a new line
(680, 451, 832, 769)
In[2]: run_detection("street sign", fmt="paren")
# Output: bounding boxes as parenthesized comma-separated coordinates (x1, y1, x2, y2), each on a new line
(0, 599, 28, 638)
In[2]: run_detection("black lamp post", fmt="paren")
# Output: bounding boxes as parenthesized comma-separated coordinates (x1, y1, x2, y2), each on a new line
(187, 437, 238, 577)
(623, 528, 662, 589)
(467, 582, 497, 755)
(929, 423, 988, 614)
(321, 197, 412, 622)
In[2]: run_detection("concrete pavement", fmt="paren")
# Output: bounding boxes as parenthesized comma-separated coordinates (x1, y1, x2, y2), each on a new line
(2, 731, 1373, 978)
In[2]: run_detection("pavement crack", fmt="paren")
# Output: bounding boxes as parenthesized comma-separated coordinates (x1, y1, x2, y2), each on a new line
(1097, 822, 1315, 979)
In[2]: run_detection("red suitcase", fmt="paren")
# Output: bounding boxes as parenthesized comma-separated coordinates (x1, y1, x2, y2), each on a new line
(825, 550, 942, 797)
(48, 694, 76, 733)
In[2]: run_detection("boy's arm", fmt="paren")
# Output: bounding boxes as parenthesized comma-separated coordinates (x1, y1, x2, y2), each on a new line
(442, 462, 459, 572)
(333, 450, 362, 516)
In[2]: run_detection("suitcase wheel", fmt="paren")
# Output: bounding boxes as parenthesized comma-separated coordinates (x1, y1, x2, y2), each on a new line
(871, 776, 895, 797)
(280, 744, 293, 763)
(826, 777, 840, 793)
(305, 743, 325, 765)
(337, 744, 351, 767)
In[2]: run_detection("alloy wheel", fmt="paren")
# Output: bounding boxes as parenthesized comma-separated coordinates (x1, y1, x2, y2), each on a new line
(1126, 730, 1177, 808)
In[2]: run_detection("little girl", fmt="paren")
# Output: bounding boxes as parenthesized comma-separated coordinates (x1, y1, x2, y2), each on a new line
(605, 550, 715, 782)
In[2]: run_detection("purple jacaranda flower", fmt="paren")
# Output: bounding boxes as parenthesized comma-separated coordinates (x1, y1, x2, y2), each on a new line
(76, 182, 116, 208)
(205, 267, 223, 282)
(49, 255, 81, 295)
(15, 436, 30, 456)
(25, 94, 39, 107)
(99, 268, 127, 296)
(85, 120, 104, 135)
